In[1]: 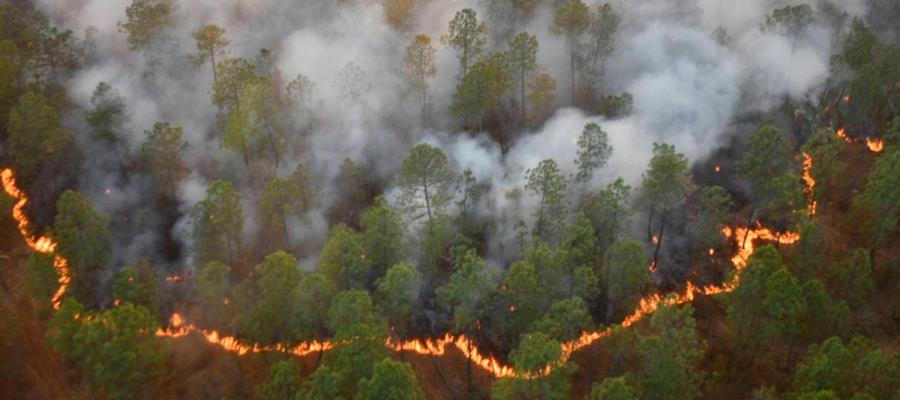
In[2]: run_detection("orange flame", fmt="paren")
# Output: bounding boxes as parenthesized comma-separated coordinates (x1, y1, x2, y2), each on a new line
(0, 167, 804, 379)
(866, 137, 884, 152)
(1, 169, 69, 309)
(714, 165, 721, 173)
(836, 128, 884, 153)
(801, 152, 817, 216)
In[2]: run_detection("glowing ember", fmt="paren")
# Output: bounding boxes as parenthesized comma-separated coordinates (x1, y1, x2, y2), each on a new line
(651, 235, 659, 245)
(714, 165, 721, 173)
(104, 187, 112, 195)
(1, 169, 70, 309)
(166, 274, 186, 282)
(708, 248, 715, 256)
(842, 95, 850, 102)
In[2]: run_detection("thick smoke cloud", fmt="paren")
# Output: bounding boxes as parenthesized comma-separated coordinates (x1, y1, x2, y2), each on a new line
(32, 0, 868, 270)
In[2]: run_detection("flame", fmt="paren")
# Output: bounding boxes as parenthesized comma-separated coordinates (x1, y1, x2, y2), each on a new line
(842, 95, 850, 102)
(866, 137, 884, 152)
(714, 165, 721, 173)
(0, 167, 804, 379)
(1, 169, 69, 309)
(651, 235, 659, 245)
(166, 274, 186, 282)
(836, 128, 883, 153)
(708, 248, 715, 256)
(801, 152, 817, 216)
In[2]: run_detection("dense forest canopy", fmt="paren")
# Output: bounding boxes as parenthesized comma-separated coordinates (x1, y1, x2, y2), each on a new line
(0, 0, 898, 399)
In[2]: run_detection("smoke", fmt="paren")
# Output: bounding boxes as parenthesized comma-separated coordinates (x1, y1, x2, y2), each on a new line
(30, 0, 872, 273)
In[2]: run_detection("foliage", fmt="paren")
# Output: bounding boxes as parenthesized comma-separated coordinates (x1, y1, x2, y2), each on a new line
(7, 91, 73, 179)
(526, 159, 568, 242)
(376, 263, 420, 339)
(356, 359, 425, 400)
(361, 197, 407, 278)
(257, 359, 303, 400)
(48, 299, 169, 399)
(231, 251, 303, 345)
(53, 190, 111, 305)
(118, 0, 176, 52)
(441, 8, 486, 77)
(395, 143, 455, 222)
(318, 225, 371, 290)
(191, 179, 243, 265)
(574, 122, 613, 189)
(141, 121, 189, 196)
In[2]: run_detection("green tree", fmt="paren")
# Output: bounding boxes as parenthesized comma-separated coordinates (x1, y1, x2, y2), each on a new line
(583, 178, 631, 252)
(260, 176, 304, 243)
(580, 4, 619, 97)
(492, 332, 574, 400)
(360, 197, 407, 278)
(573, 122, 613, 191)
(638, 303, 705, 400)
(189, 23, 229, 85)
(85, 82, 129, 147)
(141, 121, 189, 197)
(532, 297, 593, 343)
(53, 190, 111, 305)
(402, 34, 437, 124)
(450, 52, 513, 130)
(851, 150, 900, 257)
(560, 213, 600, 295)
(527, 71, 558, 125)
(327, 290, 385, 334)
(118, 0, 176, 52)
(437, 248, 497, 390)
(441, 8, 486, 78)
(763, 268, 806, 355)
(725, 245, 782, 360)
(109, 261, 160, 318)
(329, 158, 369, 227)
(23, 12, 83, 83)
(604, 238, 650, 323)
(737, 122, 791, 230)
(26, 252, 58, 313)
(196, 261, 232, 327)
(395, 143, 455, 222)
(589, 376, 637, 400)
(191, 179, 243, 265)
(257, 359, 302, 400)
(317, 225, 371, 290)
(758, 174, 806, 234)
(499, 260, 544, 343)
(692, 185, 733, 249)
(507, 32, 539, 122)
(211, 57, 256, 114)
(231, 251, 303, 345)
(376, 263, 420, 339)
(641, 143, 693, 267)
(7, 91, 73, 180)
(826, 249, 874, 309)
(551, 0, 590, 104)
(0, 39, 24, 130)
(791, 336, 900, 399)
(526, 159, 568, 243)
(302, 365, 346, 400)
(800, 128, 845, 205)
(48, 299, 169, 399)
(295, 272, 337, 341)
(356, 359, 425, 400)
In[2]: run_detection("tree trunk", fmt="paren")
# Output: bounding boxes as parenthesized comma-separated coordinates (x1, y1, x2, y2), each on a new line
(652, 214, 666, 269)
(646, 208, 655, 240)
(210, 52, 218, 86)
(570, 39, 576, 105)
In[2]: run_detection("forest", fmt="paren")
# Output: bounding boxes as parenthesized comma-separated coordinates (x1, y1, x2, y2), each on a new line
(0, 0, 898, 399)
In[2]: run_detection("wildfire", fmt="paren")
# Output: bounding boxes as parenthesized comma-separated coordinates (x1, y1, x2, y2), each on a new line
(1, 169, 70, 309)
(801, 152, 817, 216)
(0, 167, 805, 380)
(866, 137, 884, 152)
(836, 128, 884, 153)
